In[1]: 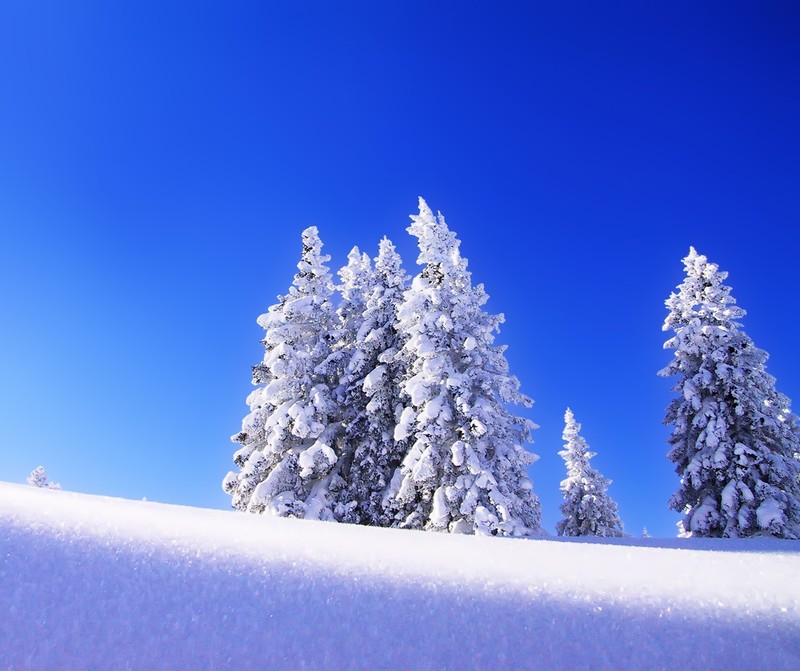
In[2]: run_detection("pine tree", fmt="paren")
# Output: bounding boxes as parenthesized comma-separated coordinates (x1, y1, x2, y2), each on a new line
(326, 244, 375, 521)
(333, 246, 373, 384)
(660, 247, 800, 538)
(223, 227, 344, 519)
(27, 466, 60, 490)
(556, 408, 625, 537)
(384, 198, 541, 536)
(337, 238, 409, 525)
(326, 246, 374, 519)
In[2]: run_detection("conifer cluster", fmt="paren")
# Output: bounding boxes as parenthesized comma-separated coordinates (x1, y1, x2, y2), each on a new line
(223, 199, 542, 536)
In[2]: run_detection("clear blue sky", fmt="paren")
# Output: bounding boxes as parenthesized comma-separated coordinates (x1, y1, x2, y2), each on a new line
(1, 2, 798, 537)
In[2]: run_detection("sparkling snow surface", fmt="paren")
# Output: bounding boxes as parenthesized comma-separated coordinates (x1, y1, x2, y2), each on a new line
(2, 483, 799, 670)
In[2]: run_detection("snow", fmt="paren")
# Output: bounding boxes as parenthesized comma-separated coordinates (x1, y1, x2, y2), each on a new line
(297, 440, 336, 479)
(757, 497, 785, 530)
(393, 405, 416, 441)
(361, 364, 386, 394)
(2, 482, 800, 670)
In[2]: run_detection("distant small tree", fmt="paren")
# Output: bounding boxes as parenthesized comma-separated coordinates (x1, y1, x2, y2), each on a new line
(641, 527, 650, 538)
(556, 408, 625, 537)
(27, 466, 60, 490)
(660, 247, 800, 538)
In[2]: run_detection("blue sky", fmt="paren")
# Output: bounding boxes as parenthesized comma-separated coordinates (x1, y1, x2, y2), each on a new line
(1, 2, 798, 537)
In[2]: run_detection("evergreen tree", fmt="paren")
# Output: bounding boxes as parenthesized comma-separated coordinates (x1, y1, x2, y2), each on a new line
(337, 238, 409, 525)
(325, 244, 375, 521)
(27, 466, 60, 490)
(384, 198, 541, 536)
(556, 408, 625, 537)
(326, 246, 374, 514)
(660, 247, 800, 538)
(223, 227, 343, 519)
(333, 246, 373, 386)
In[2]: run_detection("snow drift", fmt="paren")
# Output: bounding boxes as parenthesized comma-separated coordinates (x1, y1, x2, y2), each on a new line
(1, 482, 799, 670)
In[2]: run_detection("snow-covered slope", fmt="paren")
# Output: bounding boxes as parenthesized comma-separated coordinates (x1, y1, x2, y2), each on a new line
(2, 483, 799, 670)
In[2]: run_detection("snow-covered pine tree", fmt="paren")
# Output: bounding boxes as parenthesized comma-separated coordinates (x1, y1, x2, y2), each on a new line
(556, 408, 625, 537)
(325, 245, 374, 521)
(223, 227, 344, 520)
(333, 246, 373, 384)
(660, 247, 800, 538)
(384, 198, 541, 536)
(337, 238, 410, 525)
(328, 244, 373, 459)
(27, 466, 60, 490)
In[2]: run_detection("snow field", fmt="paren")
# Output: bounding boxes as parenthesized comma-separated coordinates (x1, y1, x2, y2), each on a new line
(2, 483, 799, 670)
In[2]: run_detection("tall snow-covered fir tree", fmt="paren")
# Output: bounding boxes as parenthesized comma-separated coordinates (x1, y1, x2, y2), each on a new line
(384, 198, 541, 536)
(337, 238, 410, 525)
(660, 247, 800, 538)
(223, 227, 344, 520)
(556, 408, 624, 537)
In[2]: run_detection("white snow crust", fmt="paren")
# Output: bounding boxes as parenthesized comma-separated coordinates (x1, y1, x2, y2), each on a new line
(2, 482, 800, 670)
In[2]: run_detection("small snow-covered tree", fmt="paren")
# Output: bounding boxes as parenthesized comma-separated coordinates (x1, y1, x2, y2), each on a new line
(384, 198, 541, 536)
(223, 227, 344, 520)
(660, 247, 800, 538)
(337, 238, 409, 525)
(556, 408, 625, 537)
(27, 466, 60, 490)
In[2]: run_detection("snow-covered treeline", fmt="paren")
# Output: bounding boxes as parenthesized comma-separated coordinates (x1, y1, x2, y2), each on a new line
(223, 198, 541, 537)
(222, 199, 800, 541)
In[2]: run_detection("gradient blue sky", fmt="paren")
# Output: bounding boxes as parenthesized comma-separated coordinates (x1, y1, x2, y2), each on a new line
(1, 2, 798, 536)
